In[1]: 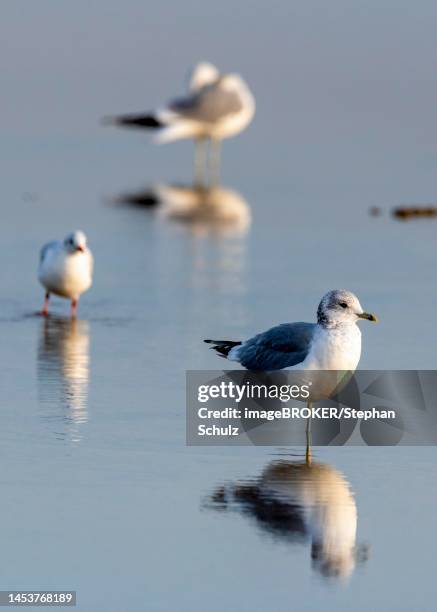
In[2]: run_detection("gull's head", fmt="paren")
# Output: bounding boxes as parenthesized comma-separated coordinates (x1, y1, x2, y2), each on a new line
(220, 73, 249, 92)
(188, 62, 220, 92)
(64, 230, 87, 254)
(317, 290, 378, 327)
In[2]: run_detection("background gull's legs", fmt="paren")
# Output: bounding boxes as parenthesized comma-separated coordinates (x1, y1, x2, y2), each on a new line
(209, 138, 222, 185)
(194, 137, 207, 187)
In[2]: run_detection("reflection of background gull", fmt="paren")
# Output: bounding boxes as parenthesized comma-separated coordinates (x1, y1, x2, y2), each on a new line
(37, 317, 90, 443)
(208, 459, 368, 580)
(116, 183, 252, 236)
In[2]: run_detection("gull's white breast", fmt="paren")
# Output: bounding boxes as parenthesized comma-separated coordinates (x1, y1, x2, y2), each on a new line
(212, 88, 255, 140)
(38, 244, 93, 299)
(301, 324, 362, 371)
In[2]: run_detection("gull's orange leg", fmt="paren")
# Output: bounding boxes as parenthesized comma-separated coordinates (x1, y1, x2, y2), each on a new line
(41, 292, 50, 317)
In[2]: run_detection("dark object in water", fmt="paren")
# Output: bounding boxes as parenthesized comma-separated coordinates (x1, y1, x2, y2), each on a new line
(393, 206, 437, 220)
(369, 206, 381, 216)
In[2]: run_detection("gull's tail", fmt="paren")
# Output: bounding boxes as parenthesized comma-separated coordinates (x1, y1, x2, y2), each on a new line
(102, 112, 163, 129)
(204, 339, 242, 358)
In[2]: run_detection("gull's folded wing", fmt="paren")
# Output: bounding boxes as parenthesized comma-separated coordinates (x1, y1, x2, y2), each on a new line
(169, 82, 243, 124)
(238, 322, 315, 370)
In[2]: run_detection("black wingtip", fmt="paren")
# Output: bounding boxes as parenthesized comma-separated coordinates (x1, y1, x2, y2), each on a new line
(203, 339, 242, 357)
(102, 113, 163, 129)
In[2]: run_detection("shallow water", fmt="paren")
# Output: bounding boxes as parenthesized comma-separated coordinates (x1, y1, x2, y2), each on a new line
(2, 1, 437, 610)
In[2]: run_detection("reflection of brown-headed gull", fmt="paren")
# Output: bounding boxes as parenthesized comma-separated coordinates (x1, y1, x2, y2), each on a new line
(38, 231, 93, 317)
(105, 62, 255, 184)
(38, 317, 90, 443)
(208, 459, 368, 580)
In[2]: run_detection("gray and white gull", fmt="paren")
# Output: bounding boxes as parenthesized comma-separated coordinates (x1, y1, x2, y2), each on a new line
(205, 290, 377, 371)
(105, 61, 255, 183)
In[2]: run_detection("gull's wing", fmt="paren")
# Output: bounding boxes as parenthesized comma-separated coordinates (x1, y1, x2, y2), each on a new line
(237, 323, 316, 370)
(169, 81, 243, 124)
(39, 240, 59, 263)
(86, 249, 94, 276)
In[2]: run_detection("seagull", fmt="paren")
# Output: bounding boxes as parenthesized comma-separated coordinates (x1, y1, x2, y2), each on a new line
(206, 289, 377, 462)
(205, 289, 377, 371)
(104, 61, 255, 184)
(38, 231, 93, 317)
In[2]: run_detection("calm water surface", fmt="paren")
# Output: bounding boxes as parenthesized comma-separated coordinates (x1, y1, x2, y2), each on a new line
(2, 1, 437, 610)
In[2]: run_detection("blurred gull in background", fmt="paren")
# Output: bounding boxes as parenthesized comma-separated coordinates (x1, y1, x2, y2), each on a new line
(104, 62, 255, 185)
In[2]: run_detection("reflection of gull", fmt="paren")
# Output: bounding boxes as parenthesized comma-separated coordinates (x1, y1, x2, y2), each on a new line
(37, 317, 90, 442)
(117, 183, 251, 236)
(104, 61, 255, 184)
(208, 459, 367, 580)
(156, 184, 251, 233)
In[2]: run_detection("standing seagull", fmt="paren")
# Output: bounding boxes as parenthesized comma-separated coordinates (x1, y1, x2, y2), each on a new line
(38, 231, 93, 317)
(205, 290, 377, 370)
(104, 62, 255, 184)
(205, 289, 377, 460)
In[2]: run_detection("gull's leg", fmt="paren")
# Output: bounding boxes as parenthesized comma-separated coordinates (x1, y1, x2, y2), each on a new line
(194, 137, 207, 187)
(41, 292, 50, 317)
(305, 400, 312, 465)
(209, 138, 222, 186)
(71, 298, 78, 318)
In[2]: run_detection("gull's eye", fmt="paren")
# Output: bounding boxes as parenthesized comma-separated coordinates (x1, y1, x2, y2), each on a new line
(339, 302, 348, 309)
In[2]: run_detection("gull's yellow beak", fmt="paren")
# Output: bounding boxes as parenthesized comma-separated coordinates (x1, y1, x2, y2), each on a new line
(358, 312, 378, 323)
